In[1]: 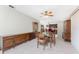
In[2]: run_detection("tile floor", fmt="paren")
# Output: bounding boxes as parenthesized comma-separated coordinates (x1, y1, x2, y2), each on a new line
(4, 37, 79, 54)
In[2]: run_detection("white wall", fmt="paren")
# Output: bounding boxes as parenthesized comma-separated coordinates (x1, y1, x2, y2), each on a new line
(0, 6, 39, 48)
(57, 21, 64, 40)
(71, 10, 79, 52)
(0, 6, 5, 36)
(0, 6, 39, 36)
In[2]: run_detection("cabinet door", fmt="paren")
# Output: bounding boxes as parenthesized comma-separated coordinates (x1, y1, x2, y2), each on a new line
(64, 32, 71, 41)
(63, 20, 71, 42)
(29, 33, 35, 40)
(3, 37, 14, 49)
(25, 34, 29, 41)
(14, 35, 23, 44)
(14, 34, 27, 44)
(65, 20, 71, 32)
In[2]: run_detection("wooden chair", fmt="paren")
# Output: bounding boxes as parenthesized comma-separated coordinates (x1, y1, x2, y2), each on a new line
(49, 32, 56, 48)
(36, 32, 48, 50)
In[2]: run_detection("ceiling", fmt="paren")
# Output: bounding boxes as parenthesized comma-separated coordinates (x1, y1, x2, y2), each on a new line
(14, 5, 78, 24)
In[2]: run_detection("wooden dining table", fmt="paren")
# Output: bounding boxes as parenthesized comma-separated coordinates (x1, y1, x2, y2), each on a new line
(43, 32, 56, 47)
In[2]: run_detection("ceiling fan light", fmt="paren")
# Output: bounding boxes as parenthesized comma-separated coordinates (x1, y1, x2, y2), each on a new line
(41, 10, 54, 17)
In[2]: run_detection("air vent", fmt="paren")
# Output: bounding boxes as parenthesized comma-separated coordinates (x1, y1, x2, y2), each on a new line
(9, 5, 14, 8)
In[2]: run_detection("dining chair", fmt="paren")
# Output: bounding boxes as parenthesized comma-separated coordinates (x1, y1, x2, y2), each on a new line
(36, 32, 48, 50)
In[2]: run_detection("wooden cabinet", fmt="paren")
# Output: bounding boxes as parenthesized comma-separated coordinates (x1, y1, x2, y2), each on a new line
(2, 32, 36, 51)
(26, 34, 30, 41)
(14, 34, 27, 44)
(63, 20, 71, 42)
(3, 36, 15, 50)
(29, 33, 35, 40)
(65, 20, 71, 32)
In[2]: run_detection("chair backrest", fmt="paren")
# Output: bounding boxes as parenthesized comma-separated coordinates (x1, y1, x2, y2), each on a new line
(38, 32, 44, 39)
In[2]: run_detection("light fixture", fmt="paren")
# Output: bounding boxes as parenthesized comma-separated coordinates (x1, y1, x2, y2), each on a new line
(41, 10, 54, 17)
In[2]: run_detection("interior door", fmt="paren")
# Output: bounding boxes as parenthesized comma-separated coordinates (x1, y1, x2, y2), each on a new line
(32, 22, 38, 32)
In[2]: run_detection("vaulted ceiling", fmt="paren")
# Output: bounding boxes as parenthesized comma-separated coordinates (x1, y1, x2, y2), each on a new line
(14, 5, 78, 24)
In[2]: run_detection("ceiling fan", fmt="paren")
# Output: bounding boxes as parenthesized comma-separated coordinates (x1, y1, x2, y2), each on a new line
(41, 10, 54, 17)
